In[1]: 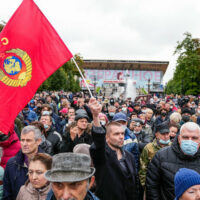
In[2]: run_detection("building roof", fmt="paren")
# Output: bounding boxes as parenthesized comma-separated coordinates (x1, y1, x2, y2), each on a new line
(82, 59, 169, 73)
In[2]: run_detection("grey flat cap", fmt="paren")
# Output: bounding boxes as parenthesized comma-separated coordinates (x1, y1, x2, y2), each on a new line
(44, 153, 95, 182)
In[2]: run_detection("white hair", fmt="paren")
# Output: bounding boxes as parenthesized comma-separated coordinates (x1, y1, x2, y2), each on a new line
(146, 108, 153, 113)
(180, 122, 200, 135)
(170, 112, 182, 124)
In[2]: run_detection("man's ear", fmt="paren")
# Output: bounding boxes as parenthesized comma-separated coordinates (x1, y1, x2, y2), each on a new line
(106, 134, 109, 143)
(36, 138, 42, 145)
(89, 176, 95, 189)
(178, 134, 181, 144)
(155, 132, 159, 139)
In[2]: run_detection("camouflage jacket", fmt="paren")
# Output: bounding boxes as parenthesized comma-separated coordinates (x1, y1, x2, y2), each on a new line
(139, 139, 171, 187)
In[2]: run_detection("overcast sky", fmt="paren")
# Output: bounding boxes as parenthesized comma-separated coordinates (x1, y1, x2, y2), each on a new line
(1, 0, 200, 84)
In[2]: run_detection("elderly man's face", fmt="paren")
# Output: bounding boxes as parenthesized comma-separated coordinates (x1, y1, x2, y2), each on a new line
(20, 131, 41, 156)
(178, 128, 200, 150)
(40, 115, 52, 129)
(156, 132, 170, 142)
(52, 180, 89, 200)
(146, 111, 153, 120)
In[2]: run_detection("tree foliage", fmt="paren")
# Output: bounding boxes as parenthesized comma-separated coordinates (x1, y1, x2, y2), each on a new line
(165, 33, 200, 95)
(38, 54, 83, 92)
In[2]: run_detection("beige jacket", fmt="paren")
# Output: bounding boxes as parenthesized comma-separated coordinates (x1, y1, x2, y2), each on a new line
(16, 180, 51, 200)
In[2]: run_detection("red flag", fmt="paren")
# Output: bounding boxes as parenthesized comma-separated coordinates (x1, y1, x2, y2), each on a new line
(0, 0, 73, 134)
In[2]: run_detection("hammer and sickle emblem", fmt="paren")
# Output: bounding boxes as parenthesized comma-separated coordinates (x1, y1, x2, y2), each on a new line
(1, 37, 9, 45)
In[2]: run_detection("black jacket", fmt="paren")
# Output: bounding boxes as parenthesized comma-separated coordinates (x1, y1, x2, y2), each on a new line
(46, 126, 62, 155)
(60, 130, 93, 153)
(39, 139, 53, 155)
(146, 137, 200, 200)
(135, 130, 151, 152)
(90, 126, 138, 200)
(46, 189, 99, 200)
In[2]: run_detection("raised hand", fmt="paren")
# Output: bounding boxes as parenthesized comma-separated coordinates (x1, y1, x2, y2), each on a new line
(89, 97, 102, 118)
(70, 126, 78, 141)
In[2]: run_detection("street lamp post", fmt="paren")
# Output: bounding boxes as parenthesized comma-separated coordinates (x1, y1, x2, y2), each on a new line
(93, 76, 97, 96)
(124, 70, 130, 98)
(147, 78, 151, 94)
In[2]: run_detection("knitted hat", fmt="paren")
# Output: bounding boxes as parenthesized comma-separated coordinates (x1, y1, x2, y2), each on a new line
(174, 168, 200, 200)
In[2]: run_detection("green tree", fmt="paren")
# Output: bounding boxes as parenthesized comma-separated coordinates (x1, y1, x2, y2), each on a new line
(38, 54, 83, 92)
(165, 32, 200, 95)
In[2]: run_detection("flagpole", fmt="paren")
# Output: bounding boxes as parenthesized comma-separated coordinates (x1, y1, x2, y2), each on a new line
(72, 57, 93, 98)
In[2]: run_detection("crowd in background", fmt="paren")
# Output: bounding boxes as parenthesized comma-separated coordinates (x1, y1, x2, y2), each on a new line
(1, 91, 200, 199)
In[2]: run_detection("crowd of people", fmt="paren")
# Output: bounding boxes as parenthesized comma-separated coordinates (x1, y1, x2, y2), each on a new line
(1, 91, 200, 199)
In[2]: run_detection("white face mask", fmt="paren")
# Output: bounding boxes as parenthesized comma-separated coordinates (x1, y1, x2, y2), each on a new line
(134, 131, 140, 135)
(42, 111, 50, 115)
(122, 107, 127, 112)
(100, 121, 106, 126)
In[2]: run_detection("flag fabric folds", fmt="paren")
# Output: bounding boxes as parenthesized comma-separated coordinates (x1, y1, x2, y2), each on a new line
(0, 0, 73, 134)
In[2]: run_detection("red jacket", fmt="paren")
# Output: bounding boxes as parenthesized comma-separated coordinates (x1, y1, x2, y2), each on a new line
(0, 125, 21, 168)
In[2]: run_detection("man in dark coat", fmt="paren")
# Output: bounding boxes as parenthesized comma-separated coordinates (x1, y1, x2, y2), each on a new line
(40, 115, 62, 155)
(131, 118, 151, 152)
(89, 98, 138, 200)
(146, 122, 200, 200)
(59, 111, 93, 153)
(3, 125, 44, 200)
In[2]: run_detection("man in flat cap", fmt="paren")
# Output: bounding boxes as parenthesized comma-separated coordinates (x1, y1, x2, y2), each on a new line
(45, 152, 99, 200)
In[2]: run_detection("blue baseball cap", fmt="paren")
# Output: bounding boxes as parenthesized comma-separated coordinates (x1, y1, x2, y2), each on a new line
(112, 112, 127, 122)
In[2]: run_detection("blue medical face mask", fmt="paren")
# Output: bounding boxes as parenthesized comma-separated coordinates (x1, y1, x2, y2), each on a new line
(180, 140, 199, 156)
(44, 124, 49, 129)
(159, 139, 170, 145)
